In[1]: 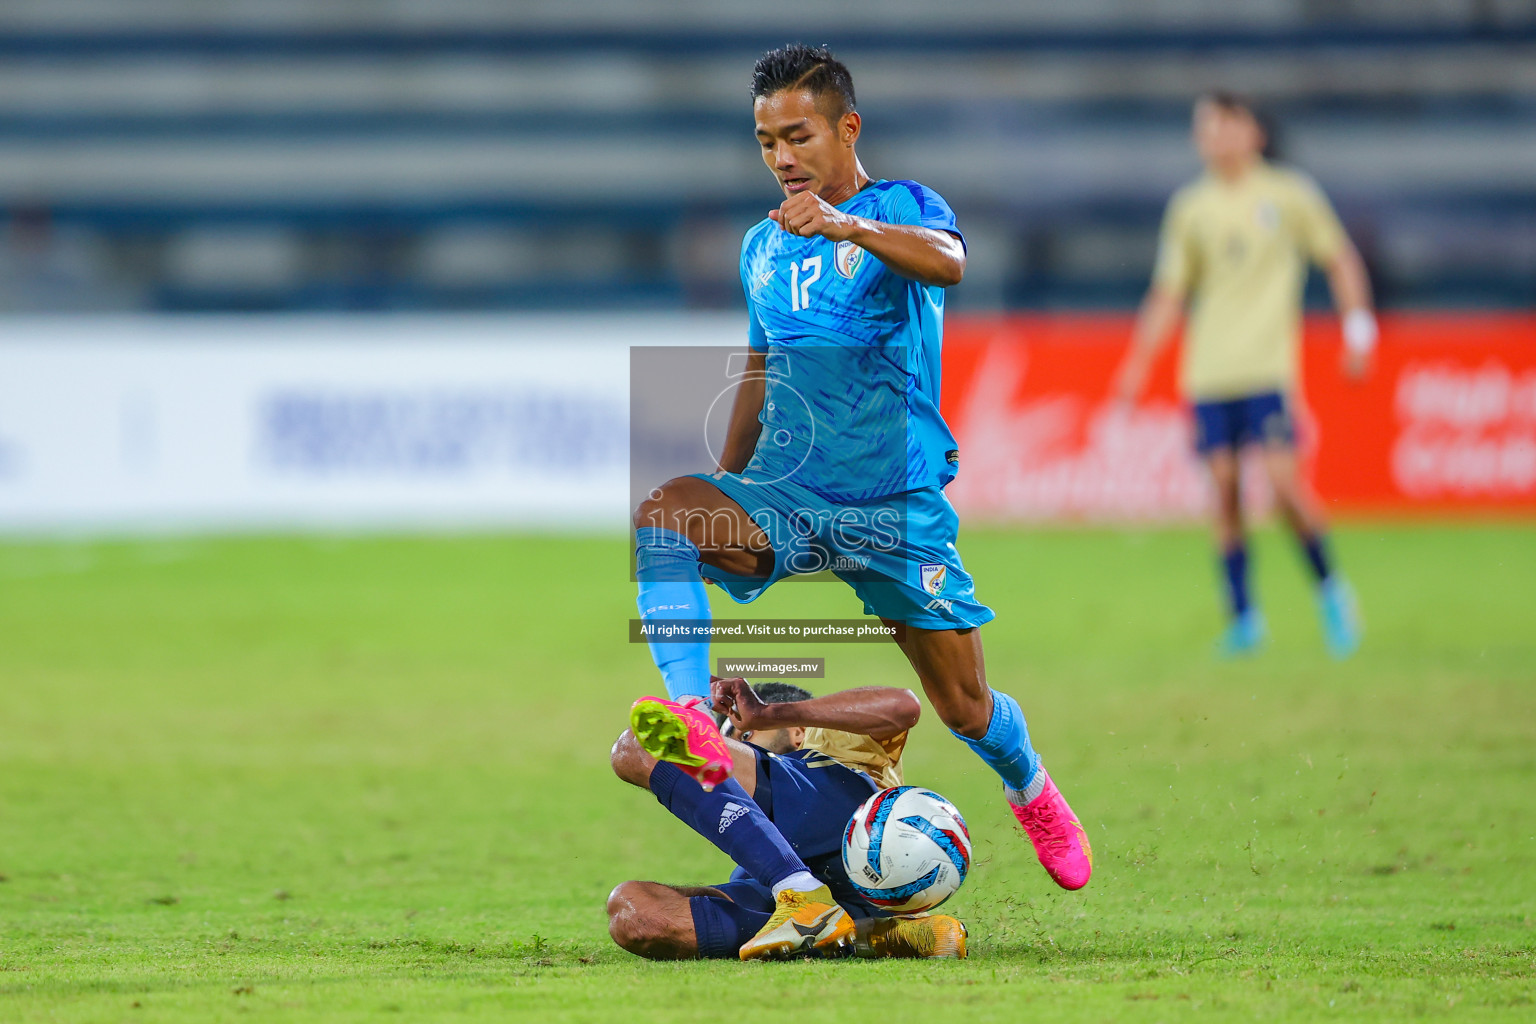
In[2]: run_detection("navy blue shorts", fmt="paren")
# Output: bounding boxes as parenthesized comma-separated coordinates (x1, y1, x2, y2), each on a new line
(1192, 391, 1296, 455)
(690, 745, 890, 957)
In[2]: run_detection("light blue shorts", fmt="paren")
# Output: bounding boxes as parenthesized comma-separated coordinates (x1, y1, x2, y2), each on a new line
(691, 471, 994, 631)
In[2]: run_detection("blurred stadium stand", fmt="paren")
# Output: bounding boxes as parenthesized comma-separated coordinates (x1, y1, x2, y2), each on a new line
(0, 0, 1529, 313)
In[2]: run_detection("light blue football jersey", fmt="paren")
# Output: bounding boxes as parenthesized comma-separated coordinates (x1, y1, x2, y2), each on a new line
(738, 179, 964, 503)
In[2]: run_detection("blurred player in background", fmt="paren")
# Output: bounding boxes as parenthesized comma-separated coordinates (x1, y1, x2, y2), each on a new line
(627, 43, 1092, 958)
(608, 679, 966, 960)
(1113, 91, 1374, 658)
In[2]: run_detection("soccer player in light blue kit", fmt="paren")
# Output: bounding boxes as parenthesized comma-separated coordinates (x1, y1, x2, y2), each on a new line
(628, 45, 1093, 959)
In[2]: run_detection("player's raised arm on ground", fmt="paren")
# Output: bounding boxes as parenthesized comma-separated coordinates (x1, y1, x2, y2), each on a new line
(716, 350, 766, 473)
(772, 191, 965, 287)
(712, 677, 920, 741)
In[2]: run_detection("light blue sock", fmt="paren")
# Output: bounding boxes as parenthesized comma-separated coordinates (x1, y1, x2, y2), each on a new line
(635, 526, 712, 702)
(952, 689, 1040, 791)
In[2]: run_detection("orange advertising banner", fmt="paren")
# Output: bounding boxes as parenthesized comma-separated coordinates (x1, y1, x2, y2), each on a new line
(941, 314, 1536, 520)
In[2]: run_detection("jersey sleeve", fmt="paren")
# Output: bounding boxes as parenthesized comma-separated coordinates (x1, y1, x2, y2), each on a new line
(1290, 172, 1347, 266)
(883, 181, 966, 251)
(745, 292, 769, 352)
(1152, 191, 1199, 294)
(875, 729, 908, 770)
(740, 233, 770, 352)
(801, 727, 906, 789)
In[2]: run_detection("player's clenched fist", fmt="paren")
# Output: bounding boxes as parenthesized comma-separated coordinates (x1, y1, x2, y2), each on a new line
(770, 190, 860, 241)
(710, 675, 771, 732)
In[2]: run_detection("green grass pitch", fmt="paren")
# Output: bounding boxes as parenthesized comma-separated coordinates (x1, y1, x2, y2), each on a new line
(2, 523, 1533, 1021)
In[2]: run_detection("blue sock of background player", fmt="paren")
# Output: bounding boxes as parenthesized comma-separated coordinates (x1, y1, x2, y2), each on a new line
(1214, 542, 1268, 654)
(1222, 543, 1252, 619)
(1297, 530, 1360, 656)
(1299, 532, 1332, 583)
(633, 525, 821, 894)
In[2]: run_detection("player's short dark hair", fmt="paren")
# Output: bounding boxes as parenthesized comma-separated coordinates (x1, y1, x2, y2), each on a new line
(1198, 89, 1281, 159)
(751, 682, 813, 705)
(1199, 89, 1257, 118)
(750, 44, 857, 121)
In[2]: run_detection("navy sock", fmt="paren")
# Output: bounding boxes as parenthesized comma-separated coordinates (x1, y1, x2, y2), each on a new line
(689, 895, 770, 959)
(1300, 533, 1333, 584)
(648, 761, 809, 890)
(1222, 544, 1251, 617)
(951, 689, 1039, 791)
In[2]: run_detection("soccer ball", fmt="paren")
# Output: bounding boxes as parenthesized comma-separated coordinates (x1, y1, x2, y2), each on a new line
(841, 786, 972, 915)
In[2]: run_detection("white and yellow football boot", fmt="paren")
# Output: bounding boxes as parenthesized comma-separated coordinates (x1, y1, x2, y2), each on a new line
(737, 885, 855, 961)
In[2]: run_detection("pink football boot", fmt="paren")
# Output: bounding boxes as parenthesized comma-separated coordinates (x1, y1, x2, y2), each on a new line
(1009, 768, 1093, 890)
(629, 695, 733, 791)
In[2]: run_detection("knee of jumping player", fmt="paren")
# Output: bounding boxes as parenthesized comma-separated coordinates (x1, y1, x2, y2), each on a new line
(631, 476, 696, 536)
(606, 882, 694, 960)
(632, 488, 667, 534)
(610, 729, 654, 788)
(932, 691, 993, 741)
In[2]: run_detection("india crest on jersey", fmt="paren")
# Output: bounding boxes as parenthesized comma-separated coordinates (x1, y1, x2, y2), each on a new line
(834, 239, 865, 278)
(920, 563, 948, 596)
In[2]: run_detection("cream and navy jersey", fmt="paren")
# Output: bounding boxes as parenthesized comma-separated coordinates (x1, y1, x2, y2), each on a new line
(738, 179, 964, 503)
(798, 727, 907, 790)
(1154, 161, 1348, 400)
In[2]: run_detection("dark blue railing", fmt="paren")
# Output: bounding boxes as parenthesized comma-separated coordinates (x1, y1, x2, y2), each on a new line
(0, 24, 1528, 57)
(0, 97, 1529, 141)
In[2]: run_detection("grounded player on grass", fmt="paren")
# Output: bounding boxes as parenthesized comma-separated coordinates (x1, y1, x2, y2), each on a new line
(609, 679, 967, 960)
(626, 44, 1091, 960)
(1113, 91, 1373, 658)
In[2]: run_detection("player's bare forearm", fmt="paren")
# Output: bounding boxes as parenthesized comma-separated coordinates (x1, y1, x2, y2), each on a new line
(755, 687, 921, 740)
(843, 220, 965, 287)
(1114, 285, 1184, 403)
(717, 352, 766, 473)
(713, 679, 921, 741)
(1327, 242, 1377, 378)
(770, 191, 964, 287)
(1326, 241, 1373, 316)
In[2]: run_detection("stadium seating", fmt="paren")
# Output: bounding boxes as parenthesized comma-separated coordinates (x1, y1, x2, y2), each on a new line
(0, 0, 1529, 311)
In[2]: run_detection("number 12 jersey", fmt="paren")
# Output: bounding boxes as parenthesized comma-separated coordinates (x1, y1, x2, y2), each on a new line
(737, 179, 965, 503)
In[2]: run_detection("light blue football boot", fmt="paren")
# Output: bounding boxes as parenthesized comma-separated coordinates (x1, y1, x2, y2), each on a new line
(1217, 608, 1267, 658)
(1317, 576, 1361, 659)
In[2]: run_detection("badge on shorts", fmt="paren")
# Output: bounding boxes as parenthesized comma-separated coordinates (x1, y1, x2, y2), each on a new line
(834, 239, 865, 278)
(920, 563, 948, 596)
